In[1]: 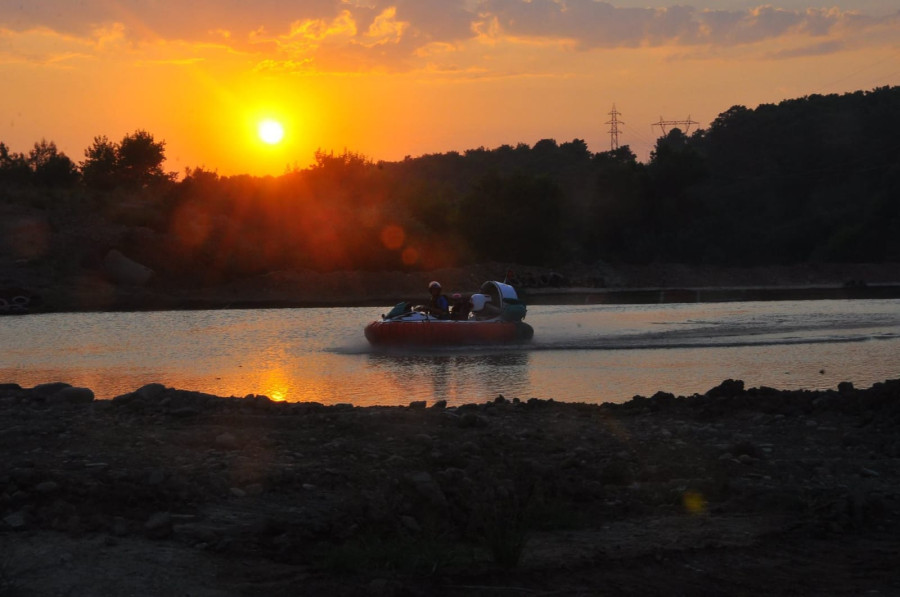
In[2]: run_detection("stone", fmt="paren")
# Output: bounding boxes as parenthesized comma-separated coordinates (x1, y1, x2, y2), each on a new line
(104, 249, 155, 286)
(405, 471, 449, 508)
(53, 386, 94, 404)
(35, 480, 60, 494)
(144, 512, 172, 538)
(3, 510, 28, 530)
(706, 379, 745, 398)
(216, 433, 238, 449)
(136, 383, 167, 401)
(32, 382, 71, 397)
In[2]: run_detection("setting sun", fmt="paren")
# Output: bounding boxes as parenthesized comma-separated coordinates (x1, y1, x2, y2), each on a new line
(258, 119, 285, 145)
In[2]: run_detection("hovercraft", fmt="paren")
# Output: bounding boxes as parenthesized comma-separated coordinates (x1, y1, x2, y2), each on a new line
(364, 281, 534, 346)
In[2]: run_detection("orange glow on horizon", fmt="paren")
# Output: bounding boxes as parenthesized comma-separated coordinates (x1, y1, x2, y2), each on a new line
(0, 3, 897, 177)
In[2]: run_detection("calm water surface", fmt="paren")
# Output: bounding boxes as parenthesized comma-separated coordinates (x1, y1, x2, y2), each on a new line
(1, 299, 898, 406)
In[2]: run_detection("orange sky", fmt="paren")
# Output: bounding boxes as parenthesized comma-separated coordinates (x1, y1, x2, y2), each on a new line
(1, 1, 898, 176)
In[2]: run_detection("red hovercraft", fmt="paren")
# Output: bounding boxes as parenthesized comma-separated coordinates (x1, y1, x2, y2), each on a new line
(364, 281, 534, 347)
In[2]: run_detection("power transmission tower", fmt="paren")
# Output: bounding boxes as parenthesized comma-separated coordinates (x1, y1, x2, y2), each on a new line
(605, 104, 623, 150)
(652, 115, 698, 137)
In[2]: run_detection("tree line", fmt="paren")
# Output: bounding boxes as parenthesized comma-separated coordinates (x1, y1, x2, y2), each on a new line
(1, 86, 898, 282)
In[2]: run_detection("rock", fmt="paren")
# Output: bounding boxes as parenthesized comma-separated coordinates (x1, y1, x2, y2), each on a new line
(35, 480, 60, 494)
(412, 434, 434, 449)
(136, 383, 167, 401)
(458, 412, 486, 428)
(405, 471, 449, 508)
(104, 249, 155, 286)
(32, 382, 71, 397)
(170, 406, 201, 418)
(216, 433, 238, 450)
(399, 515, 421, 533)
(111, 517, 129, 537)
(408, 400, 427, 409)
(706, 379, 745, 398)
(52, 386, 94, 404)
(3, 510, 28, 530)
(144, 512, 173, 539)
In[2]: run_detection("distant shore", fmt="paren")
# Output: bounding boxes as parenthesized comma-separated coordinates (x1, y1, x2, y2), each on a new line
(6, 261, 900, 313)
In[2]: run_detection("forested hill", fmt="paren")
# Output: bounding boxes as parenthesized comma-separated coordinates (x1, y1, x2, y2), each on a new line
(1, 86, 899, 289)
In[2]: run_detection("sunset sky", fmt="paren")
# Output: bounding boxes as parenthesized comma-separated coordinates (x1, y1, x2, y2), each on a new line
(2, 1, 898, 177)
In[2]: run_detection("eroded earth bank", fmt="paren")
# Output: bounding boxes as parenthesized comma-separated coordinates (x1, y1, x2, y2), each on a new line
(2, 379, 900, 596)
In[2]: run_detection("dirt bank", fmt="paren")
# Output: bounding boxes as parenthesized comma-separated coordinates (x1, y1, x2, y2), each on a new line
(2, 379, 900, 595)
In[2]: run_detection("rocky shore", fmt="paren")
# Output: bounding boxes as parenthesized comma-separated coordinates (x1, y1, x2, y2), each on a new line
(2, 379, 900, 595)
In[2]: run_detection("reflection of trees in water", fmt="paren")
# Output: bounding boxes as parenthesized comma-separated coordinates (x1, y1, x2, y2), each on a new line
(367, 352, 531, 404)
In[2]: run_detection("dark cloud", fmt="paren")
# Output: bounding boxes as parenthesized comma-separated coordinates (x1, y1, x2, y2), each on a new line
(479, 1, 883, 49)
(0, 0, 338, 39)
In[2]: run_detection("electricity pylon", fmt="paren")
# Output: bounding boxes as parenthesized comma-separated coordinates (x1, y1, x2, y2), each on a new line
(606, 104, 623, 150)
(652, 115, 698, 137)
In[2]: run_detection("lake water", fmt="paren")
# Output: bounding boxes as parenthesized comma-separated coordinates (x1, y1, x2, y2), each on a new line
(1, 299, 898, 406)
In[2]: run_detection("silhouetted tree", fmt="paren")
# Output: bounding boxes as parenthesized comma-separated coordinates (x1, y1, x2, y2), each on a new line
(117, 130, 170, 188)
(460, 173, 563, 264)
(81, 136, 119, 190)
(27, 139, 78, 187)
(0, 142, 31, 185)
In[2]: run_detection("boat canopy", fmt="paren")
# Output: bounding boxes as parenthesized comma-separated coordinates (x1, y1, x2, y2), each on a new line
(480, 281, 526, 322)
(481, 281, 519, 307)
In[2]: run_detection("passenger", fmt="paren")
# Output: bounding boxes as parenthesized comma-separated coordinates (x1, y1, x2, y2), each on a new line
(425, 280, 450, 319)
(449, 292, 471, 320)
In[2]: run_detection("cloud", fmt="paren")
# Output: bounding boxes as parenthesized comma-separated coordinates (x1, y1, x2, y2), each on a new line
(1, 1, 897, 74)
(764, 39, 845, 60)
(479, 1, 892, 50)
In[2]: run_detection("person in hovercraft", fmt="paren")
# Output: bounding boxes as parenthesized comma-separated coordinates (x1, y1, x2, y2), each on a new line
(425, 280, 450, 319)
(449, 292, 471, 320)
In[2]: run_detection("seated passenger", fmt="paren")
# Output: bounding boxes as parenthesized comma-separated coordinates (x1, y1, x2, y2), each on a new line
(449, 293, 471, 320)
(425, 280, 450, 319)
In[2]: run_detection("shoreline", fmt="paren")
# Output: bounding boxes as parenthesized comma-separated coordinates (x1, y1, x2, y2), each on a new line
(5, 261, 900, 314)
(8, 282, 900, 315)
(2, 378, 900, 595)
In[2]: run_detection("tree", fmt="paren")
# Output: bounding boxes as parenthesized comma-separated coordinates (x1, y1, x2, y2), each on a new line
(459, 173, 563, 263)
(27, 139, 78, 187)
(81, 136, 119, 190)
(0, 142, 31, 185)
(117, 130, 170, 188)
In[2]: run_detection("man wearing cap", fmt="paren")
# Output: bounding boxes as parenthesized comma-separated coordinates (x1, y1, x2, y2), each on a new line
(426, 281, 450, 319)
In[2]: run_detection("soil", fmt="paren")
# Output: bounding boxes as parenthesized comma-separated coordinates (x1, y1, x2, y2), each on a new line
(3, 379, 900, 596)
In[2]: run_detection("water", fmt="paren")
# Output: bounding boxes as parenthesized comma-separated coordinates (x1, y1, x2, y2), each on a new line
(1, 299, 898, 406)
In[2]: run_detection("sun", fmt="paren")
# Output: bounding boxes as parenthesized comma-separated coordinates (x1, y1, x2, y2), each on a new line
(258, 119, 285, 145)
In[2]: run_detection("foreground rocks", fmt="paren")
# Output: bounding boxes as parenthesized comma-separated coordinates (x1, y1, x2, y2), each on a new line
(2, 379, 900, 596)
